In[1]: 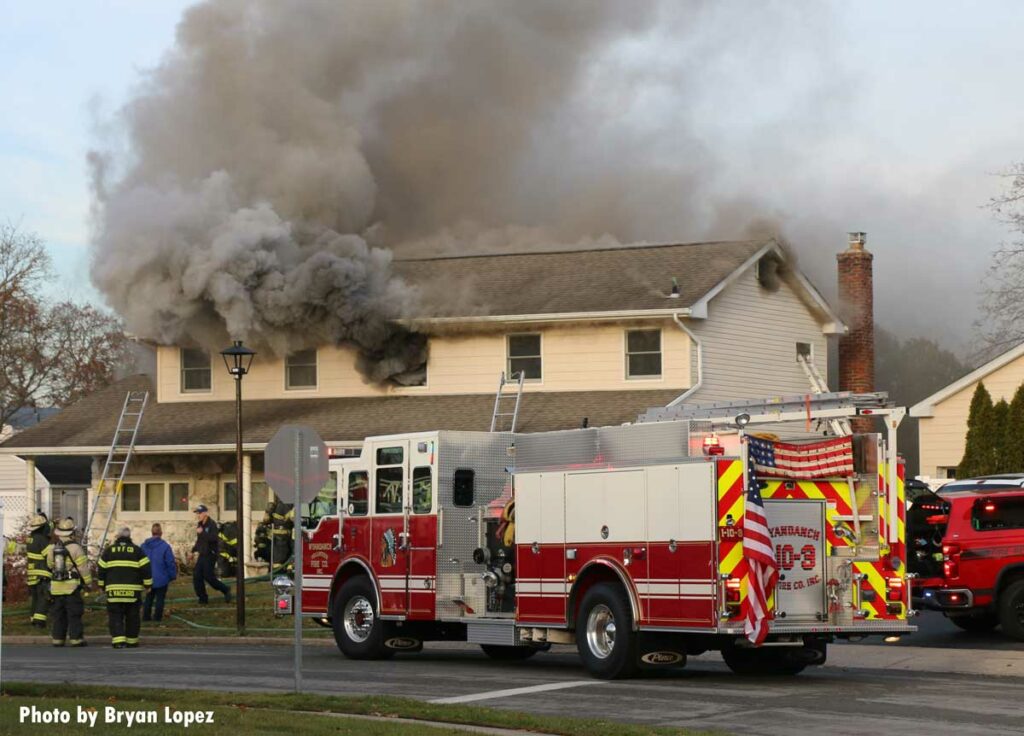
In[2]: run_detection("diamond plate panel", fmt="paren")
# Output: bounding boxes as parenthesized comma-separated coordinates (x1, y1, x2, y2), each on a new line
(512, 420, 690, 472)
(436, 431, 513, 619)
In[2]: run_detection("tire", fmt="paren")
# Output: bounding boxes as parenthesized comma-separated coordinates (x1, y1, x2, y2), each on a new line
(480, 644, 540, 661)
(998, 580, 1024, 641)
(332, 577, 392, 660)
(721, 647, 806, 676)
(948, 611, 999, 633)
(575, 582, 638, 680)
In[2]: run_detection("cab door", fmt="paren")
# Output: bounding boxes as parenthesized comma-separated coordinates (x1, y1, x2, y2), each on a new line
(370, 441, 410, 615)
(406, 440, 438, 617)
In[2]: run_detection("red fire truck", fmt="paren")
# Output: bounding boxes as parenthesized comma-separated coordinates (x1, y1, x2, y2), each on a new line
(297, 392, 914, 678)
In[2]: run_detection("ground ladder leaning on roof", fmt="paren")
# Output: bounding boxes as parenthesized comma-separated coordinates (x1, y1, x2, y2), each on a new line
(99, 527, 152, 648)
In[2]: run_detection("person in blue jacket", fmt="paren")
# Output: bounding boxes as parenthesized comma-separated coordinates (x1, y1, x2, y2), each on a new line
(141, 523, 177, 622)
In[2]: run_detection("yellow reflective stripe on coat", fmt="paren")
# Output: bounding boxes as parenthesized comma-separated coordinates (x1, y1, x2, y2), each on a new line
(98, 559, 147, 568)
(106, 584, 146, 591)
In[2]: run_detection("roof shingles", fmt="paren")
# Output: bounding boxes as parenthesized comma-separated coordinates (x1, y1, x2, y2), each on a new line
(0, 375, 681, 452)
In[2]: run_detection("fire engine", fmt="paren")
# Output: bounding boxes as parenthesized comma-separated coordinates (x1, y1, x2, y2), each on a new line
(296, 392, 914, 678)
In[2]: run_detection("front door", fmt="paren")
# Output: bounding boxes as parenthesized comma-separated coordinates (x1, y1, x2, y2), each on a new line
(764, 499, 826, 622)
(370, 441, 410, 616)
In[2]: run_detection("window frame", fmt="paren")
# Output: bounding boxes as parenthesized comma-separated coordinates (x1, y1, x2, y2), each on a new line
(346, 470, 370, 517)
(219, 475, 274, 521)
(624, 328, 663, 380)
(285, 348, 319, 391)
(506, 333, 543, 383)
(180, 348, 212, 393)
(412, 466, 434, 515)
(118, 478, 193, 520)
(796, 342, 813, 362)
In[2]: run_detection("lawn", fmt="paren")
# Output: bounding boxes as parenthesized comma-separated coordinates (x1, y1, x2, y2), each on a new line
(1, 582, 333, 638)
(1, 682, 720, 736)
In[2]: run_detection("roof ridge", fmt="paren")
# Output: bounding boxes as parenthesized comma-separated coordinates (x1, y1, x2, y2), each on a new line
(391, 239, 770, 264)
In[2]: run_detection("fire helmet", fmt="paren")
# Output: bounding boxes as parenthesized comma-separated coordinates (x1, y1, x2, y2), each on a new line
(54, 518, 76, 538)
(29, 514, 48, 530)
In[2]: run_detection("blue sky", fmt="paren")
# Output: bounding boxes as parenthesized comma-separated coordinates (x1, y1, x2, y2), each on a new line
(2, 2, 1023, 350)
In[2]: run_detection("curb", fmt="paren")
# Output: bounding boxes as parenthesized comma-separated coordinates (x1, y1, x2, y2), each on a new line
(2, 635, 335, 647)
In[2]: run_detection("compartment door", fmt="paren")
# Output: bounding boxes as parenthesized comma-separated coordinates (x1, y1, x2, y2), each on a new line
(763, 499, 826, 622)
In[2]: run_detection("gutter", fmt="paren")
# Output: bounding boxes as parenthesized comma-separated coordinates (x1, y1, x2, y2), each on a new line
(402, 307, 693, 328)
(0, 441, 365, 457)
(667, 312, 702, 406)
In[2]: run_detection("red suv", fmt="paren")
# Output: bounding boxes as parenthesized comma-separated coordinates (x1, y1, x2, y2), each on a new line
(910, 475, 1024, 639)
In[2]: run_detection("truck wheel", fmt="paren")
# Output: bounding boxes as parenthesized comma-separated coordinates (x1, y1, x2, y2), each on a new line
(480, 644, 539, 661)
(948, 611, 999, 632)
(722, 647, 806, 676)
(575, 582, 638, 679)
(998, 580, 1024, 640)
(332, 577, 392, 660)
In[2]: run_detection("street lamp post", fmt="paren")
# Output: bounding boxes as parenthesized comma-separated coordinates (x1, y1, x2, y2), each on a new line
(221, 340, 255, 635)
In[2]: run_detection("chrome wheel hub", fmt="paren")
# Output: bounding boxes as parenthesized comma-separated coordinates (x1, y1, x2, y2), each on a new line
(344, 595, 375, 643)
(586, 604, 616, 659)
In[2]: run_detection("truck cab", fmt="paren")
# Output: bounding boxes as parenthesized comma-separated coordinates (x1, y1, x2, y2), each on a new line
(912, 475, 1024, 638)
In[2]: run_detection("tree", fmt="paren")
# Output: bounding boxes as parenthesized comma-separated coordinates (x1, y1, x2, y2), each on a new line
(1006, 384, 1024, 473)
(958, 383, 996, 478)
(0, 223, 131, 426)
(992, 399, 1011, 474)
(981, 163, 1024, 351)
(875, 325, 969, 476)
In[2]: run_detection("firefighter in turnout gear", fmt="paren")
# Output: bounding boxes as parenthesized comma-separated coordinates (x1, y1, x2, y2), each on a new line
(99, 527, 152, 648)
(266, 498, 294, 571)
(46, 517, 92, 647)
(25, 513, 52, 628)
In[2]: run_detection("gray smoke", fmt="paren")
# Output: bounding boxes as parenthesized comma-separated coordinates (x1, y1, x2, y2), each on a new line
(89, 0, 839, 379)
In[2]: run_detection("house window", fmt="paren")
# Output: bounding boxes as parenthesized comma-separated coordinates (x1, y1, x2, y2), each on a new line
(122, 483, 141, 512)
(286, 349, 318, 389)
(796, 342, 813, 361)
(223, 480, 271, 513)
(626, 329, 662, 378)
(121, 480, 190, 513)
(181, 348, 212, 392)
(508, 334, 542, 381)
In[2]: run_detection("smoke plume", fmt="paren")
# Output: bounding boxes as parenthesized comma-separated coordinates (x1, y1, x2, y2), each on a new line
(89, 0, 838, 380)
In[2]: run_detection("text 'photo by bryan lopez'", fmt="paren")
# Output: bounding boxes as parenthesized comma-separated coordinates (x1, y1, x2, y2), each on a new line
(19, 705, 214, 728)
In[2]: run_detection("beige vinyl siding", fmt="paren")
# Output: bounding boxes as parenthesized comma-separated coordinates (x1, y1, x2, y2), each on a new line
(686, 268, 829, 402)
(917, 355, 1024, 477)
(156, 321, 691, 402)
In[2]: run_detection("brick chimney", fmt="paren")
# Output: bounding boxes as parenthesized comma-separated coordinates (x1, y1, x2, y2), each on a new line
(837, 232, 874, 434)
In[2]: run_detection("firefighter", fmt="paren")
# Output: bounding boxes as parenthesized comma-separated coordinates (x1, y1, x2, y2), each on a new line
(25, 513, 52, 628)
(46, 517, 92, 647)
(99, 526, 152, 648)
(217, 520, 238, 578)
(268, 498, 294, 572)
(190, 504, 232, 604)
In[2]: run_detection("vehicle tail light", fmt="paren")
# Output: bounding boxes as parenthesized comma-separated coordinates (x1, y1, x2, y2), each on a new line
(943, 543, 961, 579)
(725, 577, 742, 605)
(703, 434, 724, 456)
(886, 576, 904, 602)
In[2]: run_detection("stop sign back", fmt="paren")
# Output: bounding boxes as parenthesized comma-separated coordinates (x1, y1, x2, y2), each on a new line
(264, 425, 330, 504)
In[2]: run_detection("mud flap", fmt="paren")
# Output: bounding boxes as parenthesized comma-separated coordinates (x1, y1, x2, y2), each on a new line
(636, 633, 687, 669)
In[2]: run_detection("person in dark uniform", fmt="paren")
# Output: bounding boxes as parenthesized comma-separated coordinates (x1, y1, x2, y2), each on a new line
(25, 513, 52, 628)
(190, 505, 231, 604)
(99, 527, 152, 648)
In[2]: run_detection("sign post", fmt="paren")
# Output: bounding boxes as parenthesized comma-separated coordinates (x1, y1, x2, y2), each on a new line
(264, 425, 329, 694)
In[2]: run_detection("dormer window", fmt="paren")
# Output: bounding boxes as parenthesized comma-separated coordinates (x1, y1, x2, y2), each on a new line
(181, 348, 211, 392)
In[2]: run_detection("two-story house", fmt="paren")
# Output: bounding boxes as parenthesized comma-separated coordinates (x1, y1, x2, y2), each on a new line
(0, 239, 844, 559)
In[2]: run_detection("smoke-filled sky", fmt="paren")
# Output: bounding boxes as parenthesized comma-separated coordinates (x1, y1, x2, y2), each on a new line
(3, 1, 1023, 358)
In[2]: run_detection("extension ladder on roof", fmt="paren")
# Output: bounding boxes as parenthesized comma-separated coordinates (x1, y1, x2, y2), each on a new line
(83, 390, 148, 556)
(797, 353, 852, 436)
(490, 371, 525, 432)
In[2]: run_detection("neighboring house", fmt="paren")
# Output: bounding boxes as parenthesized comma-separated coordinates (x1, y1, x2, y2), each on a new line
(0, 408, 62, 535)
(0, 239, 844, 555)
(911, 342, 1024, 479)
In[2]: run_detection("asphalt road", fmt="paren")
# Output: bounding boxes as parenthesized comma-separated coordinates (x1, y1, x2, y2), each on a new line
(885, 610, 1024, 650)
(4, 640, 1023, 735)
